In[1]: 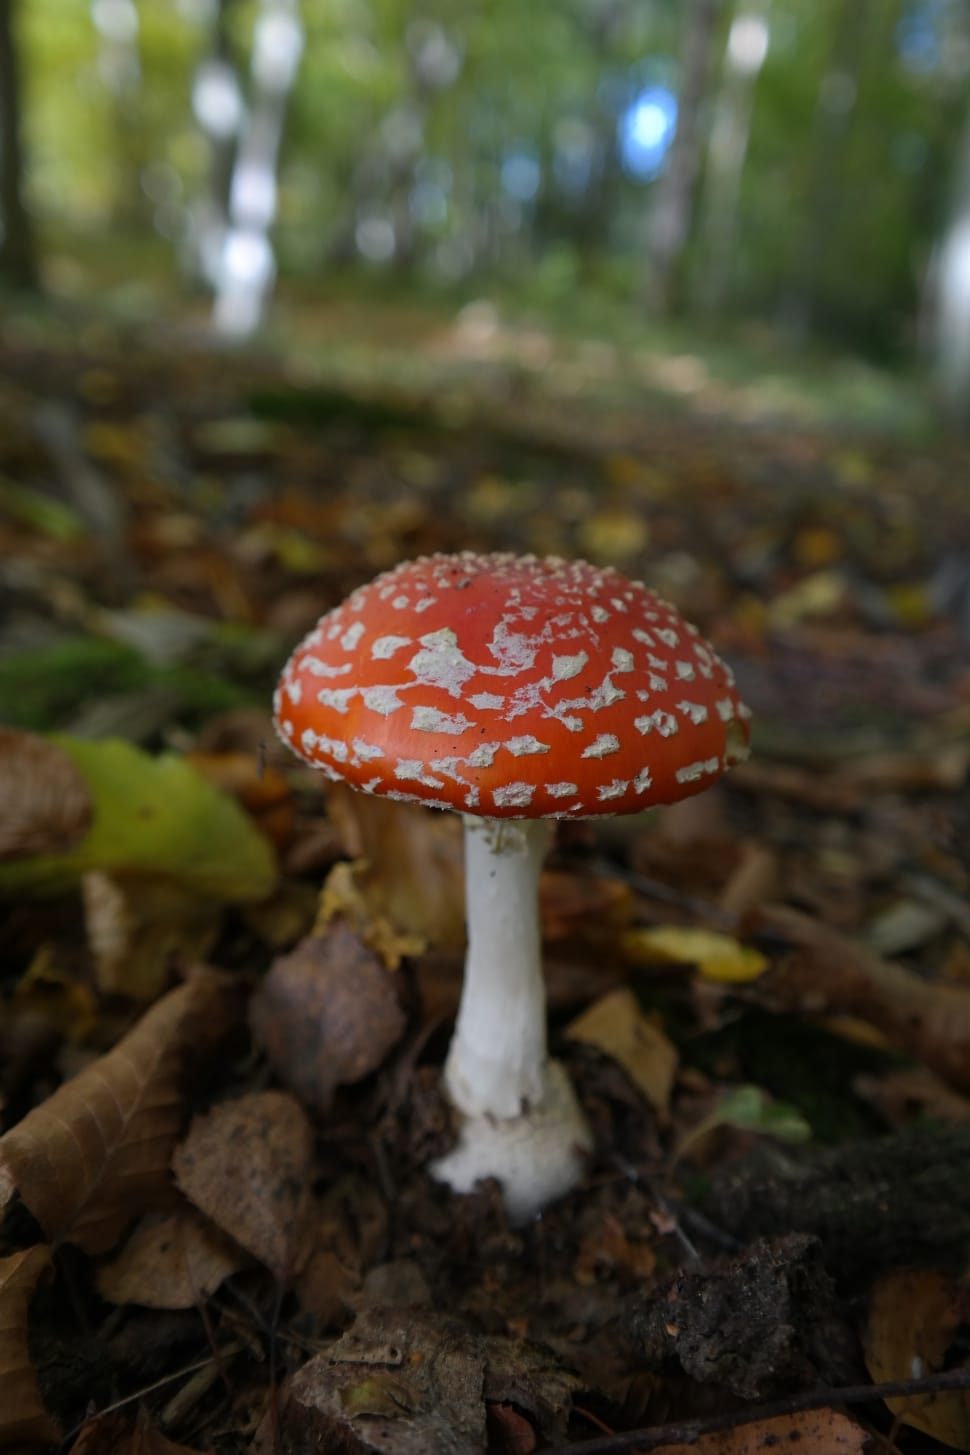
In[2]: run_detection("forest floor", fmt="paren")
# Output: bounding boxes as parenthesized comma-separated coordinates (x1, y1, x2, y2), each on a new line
(1, 312, 970, 1455)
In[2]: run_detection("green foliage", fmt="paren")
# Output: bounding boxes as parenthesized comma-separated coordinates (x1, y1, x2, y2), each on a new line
(14, 0, 970, 360)
(0, 637, 252, 733)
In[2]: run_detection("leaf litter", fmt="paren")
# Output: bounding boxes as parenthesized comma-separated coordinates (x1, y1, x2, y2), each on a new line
(1, 334, 970, 1451)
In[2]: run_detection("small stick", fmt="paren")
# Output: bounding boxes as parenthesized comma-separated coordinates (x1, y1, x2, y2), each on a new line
(547, 1369, 970, 1455)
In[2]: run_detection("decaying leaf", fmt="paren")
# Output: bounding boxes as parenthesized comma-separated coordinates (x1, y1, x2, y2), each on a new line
(259, 1307, 577, 1454)
(866, 1268, 970, 1449)
(97, 1206, 244, 1309)
(82, 870, 222, 1000)
(624, 925, 768, 984)
(0, 969, 237, 1253)
(662, 1408, 866, 1455)
(318, 860, 425, 969)
(173, 1089, 316, 1284)
(0, 736, 276, 902)
(327, 782, 466, 951)
(0, 726, 92, 861)
(251, 921, 407, 1112)
(566, 989, 678, 1115)
(0, 1246, 60, 1449)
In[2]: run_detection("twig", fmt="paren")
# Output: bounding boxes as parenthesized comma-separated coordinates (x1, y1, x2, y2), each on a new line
(547, 1370, 970, 1455)
(60, 1344, 243, 1447)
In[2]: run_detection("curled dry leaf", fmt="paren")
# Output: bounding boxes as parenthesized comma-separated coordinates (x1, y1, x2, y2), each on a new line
(97, 1207, 244, 1310)
(0, 726, 92, 861)
(327, 780, 466, 952)
(173, 1089, 316, 1285)
(753, 903, 970, 1094)
(0, 969, 237, 1254)
(866, 1268, 970, 1450)
(566, 989, 678, 1116)
(251, 921, 406, 1113)
(0, 1246, 60, 1450)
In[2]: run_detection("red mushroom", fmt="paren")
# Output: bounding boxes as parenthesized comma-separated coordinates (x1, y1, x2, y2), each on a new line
(274, 552, 750, 1220)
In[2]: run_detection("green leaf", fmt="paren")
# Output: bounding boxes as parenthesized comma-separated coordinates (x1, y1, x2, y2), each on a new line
(0, 737, 276, 902)
(672, 1085, 812, 1170)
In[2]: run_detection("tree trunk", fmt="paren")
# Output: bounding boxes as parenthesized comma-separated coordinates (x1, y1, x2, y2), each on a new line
(692, 0, 771, 316)
(643, 0, 723, 315)
(931, 106, 970, 428)
(782, 0, 871, 343)
(0, 0, 38, 291)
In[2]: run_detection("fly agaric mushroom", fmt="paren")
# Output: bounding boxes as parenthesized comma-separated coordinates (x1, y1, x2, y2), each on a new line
(274, 552, 750, 1221)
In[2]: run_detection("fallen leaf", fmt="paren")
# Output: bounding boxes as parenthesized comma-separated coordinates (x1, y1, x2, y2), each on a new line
(71, 1406, 212, 1454)
(251, 922, 406, 1112)
(0, 969, 237, 1253)
(625, 925, 769, 984)
(566, 989, 678, 1115)
(662, 1408, 866, 1455)
(260, 1307, 577, 1454)
(82, 870, 222, 1000)
(173, 1090, 316, 1284)
(854, 1066, 970, 1126)
(318, 860, 425, 968)
(486, 1402, 537, 1454)
(185, 750, 296, 849)
(672, 1085, 812, 1167)
(0, 736, 276, 901)
(866, 1268, 970, 1449)
(0, 727, 92, 861)
(0, 1246, 60, 1449)
(97, 1207, 244, 1309)
(540, 869, 634, 943)
(717, 841, 779, 918)
(327, 783, 466, 951)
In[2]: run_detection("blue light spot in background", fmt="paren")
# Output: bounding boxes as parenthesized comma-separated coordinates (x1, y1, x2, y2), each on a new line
(618, 85, 678, 181)
(501, 150, 542, 203)
(896, 0, 944, 72)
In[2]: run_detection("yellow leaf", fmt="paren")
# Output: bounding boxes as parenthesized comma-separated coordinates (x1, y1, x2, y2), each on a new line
(866, 1269, 970, 1450)
(318, 860, 424, 969)
(624, 925, 768, 983)
(566, 989, 677, 1114)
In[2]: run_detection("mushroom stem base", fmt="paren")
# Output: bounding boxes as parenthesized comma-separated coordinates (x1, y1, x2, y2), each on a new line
(430, 1059, 592, 1224)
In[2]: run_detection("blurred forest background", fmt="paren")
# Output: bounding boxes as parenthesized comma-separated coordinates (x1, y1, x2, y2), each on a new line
(4, 0, 970, 430)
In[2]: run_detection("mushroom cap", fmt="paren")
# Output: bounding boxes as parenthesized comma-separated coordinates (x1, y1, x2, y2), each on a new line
(274, 552, 750, 820)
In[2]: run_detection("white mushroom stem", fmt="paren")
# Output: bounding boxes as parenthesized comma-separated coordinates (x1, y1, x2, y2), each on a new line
(434, 814, 592, 1223)
(444, 815, 551, 1118)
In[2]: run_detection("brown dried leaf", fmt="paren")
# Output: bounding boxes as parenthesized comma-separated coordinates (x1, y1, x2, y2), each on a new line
(327, 781, 466, 952)
(97, 1207, 244, 1309)
(0, 969, 237, 1253)
(251, 923, 406, 1113)
(866, 1268, 970, 1449)
(82, 871, 222, 1000)
(72, 1406, 212, 1454)
(566, 989, 678, 1115)
(173, 1090, 316, 1284)
(0, 727, 92, 861)
(0, 1246, 60, 1449)
(662, 1408, 866, 1455)
(540, 869, 634, 943)
(753, 903, 970, 1094)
